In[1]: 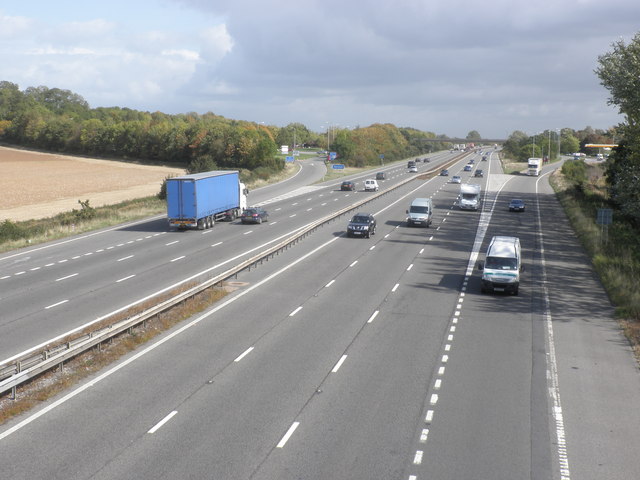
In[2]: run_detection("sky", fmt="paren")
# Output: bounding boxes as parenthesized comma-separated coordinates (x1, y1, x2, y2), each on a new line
(1, 0, 638, 139)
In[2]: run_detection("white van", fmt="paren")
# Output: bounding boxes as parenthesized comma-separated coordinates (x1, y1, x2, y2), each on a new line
(406, 198, 433, 227)
(364, 179, 379, 191)
(478, 236, 523, 295)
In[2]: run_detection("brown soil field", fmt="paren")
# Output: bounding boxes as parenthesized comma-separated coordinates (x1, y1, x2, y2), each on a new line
(0, 146, 185, 221)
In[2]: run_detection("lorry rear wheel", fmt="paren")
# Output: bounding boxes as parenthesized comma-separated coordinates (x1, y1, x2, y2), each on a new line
(197, 219, 204, 230)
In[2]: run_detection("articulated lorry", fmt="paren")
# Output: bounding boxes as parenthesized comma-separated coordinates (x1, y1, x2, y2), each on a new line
(527, 157, 542, 176)
(459, 183, 482, 211)
(166, 170, 248, 230)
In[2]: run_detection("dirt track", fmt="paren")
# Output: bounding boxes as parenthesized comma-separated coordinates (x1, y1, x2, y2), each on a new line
(0, 146, 185, 221)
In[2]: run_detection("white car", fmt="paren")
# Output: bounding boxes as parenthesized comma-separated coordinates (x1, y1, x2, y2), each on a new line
(409, 165, 418, 173)
(451, 175, 462, 184)
(364, 179, 379, 191)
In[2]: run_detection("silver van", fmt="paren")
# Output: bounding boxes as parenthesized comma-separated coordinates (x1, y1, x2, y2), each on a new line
(478, 236, 523, 295)
(406, 198, 433, 227)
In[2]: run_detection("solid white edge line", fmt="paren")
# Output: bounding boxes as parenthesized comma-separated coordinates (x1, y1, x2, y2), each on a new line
(332, 355, 347, 373)
(277, 422, 300, 448)
(148, 410, 178, 434)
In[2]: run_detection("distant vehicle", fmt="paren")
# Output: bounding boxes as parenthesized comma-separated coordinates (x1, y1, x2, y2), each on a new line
(478, 236, 523, 295)
(451, 175, 462, 184)
(347, 213, 377, 238)
(167, 170, 248, 230)
(406, 198, 433, 227)
(341, 180, 356, 191)
(509, 199, 526, 212)
(468, 159, 475, 164)
(364, 179, 379, 191)
(459, 184, 481, 210)
(474, 169, 484, 177)
(463, 165, 472, 172)
(409, 165, 418, 173)
(482, 155, 487, 161)
(424, 157, 430, 162)
(240, 207, 269, 224)
(376, 172, 386, 180)
(407, 160, 416, 168)
(440, 169, 449, 176)
(527, 158, 542, 176)
(596, 153, 604, 161)
(415, 158, 421, 163)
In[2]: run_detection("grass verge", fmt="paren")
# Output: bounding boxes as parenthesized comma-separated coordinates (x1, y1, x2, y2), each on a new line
(549, 166, 640, 359)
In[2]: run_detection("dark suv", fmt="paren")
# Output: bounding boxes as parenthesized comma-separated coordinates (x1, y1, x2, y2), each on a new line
(347, 213, 376, 238)
(240, 207, 269, 224)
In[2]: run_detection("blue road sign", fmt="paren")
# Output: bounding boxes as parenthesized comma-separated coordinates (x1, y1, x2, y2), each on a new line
(285, 156, 295, 162)
(330, 152, 337, 160)
(332, 164, 345, 169)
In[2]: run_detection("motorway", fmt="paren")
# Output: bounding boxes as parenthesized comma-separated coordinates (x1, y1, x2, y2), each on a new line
(1, 150, 640, 479)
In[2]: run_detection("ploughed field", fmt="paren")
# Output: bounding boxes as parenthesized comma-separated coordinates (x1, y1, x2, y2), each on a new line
(0, 146, 184, 221)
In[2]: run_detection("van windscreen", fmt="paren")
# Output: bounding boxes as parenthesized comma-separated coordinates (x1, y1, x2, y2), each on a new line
(485, 256, 517, 270)
(410, 206, 429, 213)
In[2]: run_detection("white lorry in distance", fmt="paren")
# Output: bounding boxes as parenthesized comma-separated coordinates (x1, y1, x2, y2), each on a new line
(527, 157, 542, 176)
(459, 184, 481, 211)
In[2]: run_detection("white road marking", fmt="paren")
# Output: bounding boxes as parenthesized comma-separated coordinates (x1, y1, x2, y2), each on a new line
(407, 264, 413, 271)
(425, 410, 434, 423)
(45, 300, 68, 310)
(332, 355, 347, 373)
(165, 241, 179, 246)
(430, 394, 439, 405)
(369, 245, 375, 251)
(148, 411, 178, 434)
(325, 279, 335, 287)
(45, 263, 54, 267)
(367, 310, 379, 323)
(170, 256, 185, 262)
(56, 273, 78, 282)
(117, 255, 134, 262)
(277, 422, 300, 448)
(349, 260, 358, 267)
(392, 283, 399, 292)
(116, 275, 136, 283)
(420, 429, 429, 443)
(15, 271, 25, 276)
(289, 306, 302, 317)
(59, 259, 68, 263)
(442, 355, 449, 363)
(434, 379, 442, 390)
(243, 231, 253, 235)
(211, 242, 223, 247)
(234, 347, 254, 362)
(413, 450, 423, 464)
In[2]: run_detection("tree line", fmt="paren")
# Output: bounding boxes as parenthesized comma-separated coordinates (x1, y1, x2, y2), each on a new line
(0, 82, 452, 177)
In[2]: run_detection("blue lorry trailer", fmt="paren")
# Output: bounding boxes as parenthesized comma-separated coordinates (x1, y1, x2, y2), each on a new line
(166, 171, 247, 230)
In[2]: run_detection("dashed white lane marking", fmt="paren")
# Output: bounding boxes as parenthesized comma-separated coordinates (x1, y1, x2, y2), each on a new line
(444, 344, 451, 351)
(211, 242, 223, 247)
(234, 347, 254, 362)
(148, 410, 178, 434)
(369, 245, 376, 251)
(442, 355, 449, 363)
(325, 279, 336, 288)
(332, 355, 347, 373)
(289, 306, 303, 317)
(430, 394, 439, 405)
(277, 422, 300, 448)
(407, 264, 414, 271)
(367, 310, 379, 323)
(420, 429, 429, 443)
(1, 276, 10, 280)
(413, 450, 423, 464)
(289, 214, 297, 218)
(392, 283, 399, 292)
(59, 259, 68, 263)
(165, 241, 179, 246)
(72, 255, 82, 259)
(170, 256, 185, 262)
(434, 379, 442, 390)
(56, 273, 78, 282)
(425, 410, 434, 423)
(117, 255, 134, 262)
(349, 260, 358, 267)
(243, 231, 253, 235)
(45, 299, 68, 310)
(438, 366, 445, 375)
(419, 248, 424, 254)
(116, 275, 136, 283)
(15, 271, 25, 276)
(45, 263, 54, 267)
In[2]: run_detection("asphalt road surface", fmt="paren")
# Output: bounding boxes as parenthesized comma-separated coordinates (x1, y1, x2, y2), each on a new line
(1, 150, 639, 480)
